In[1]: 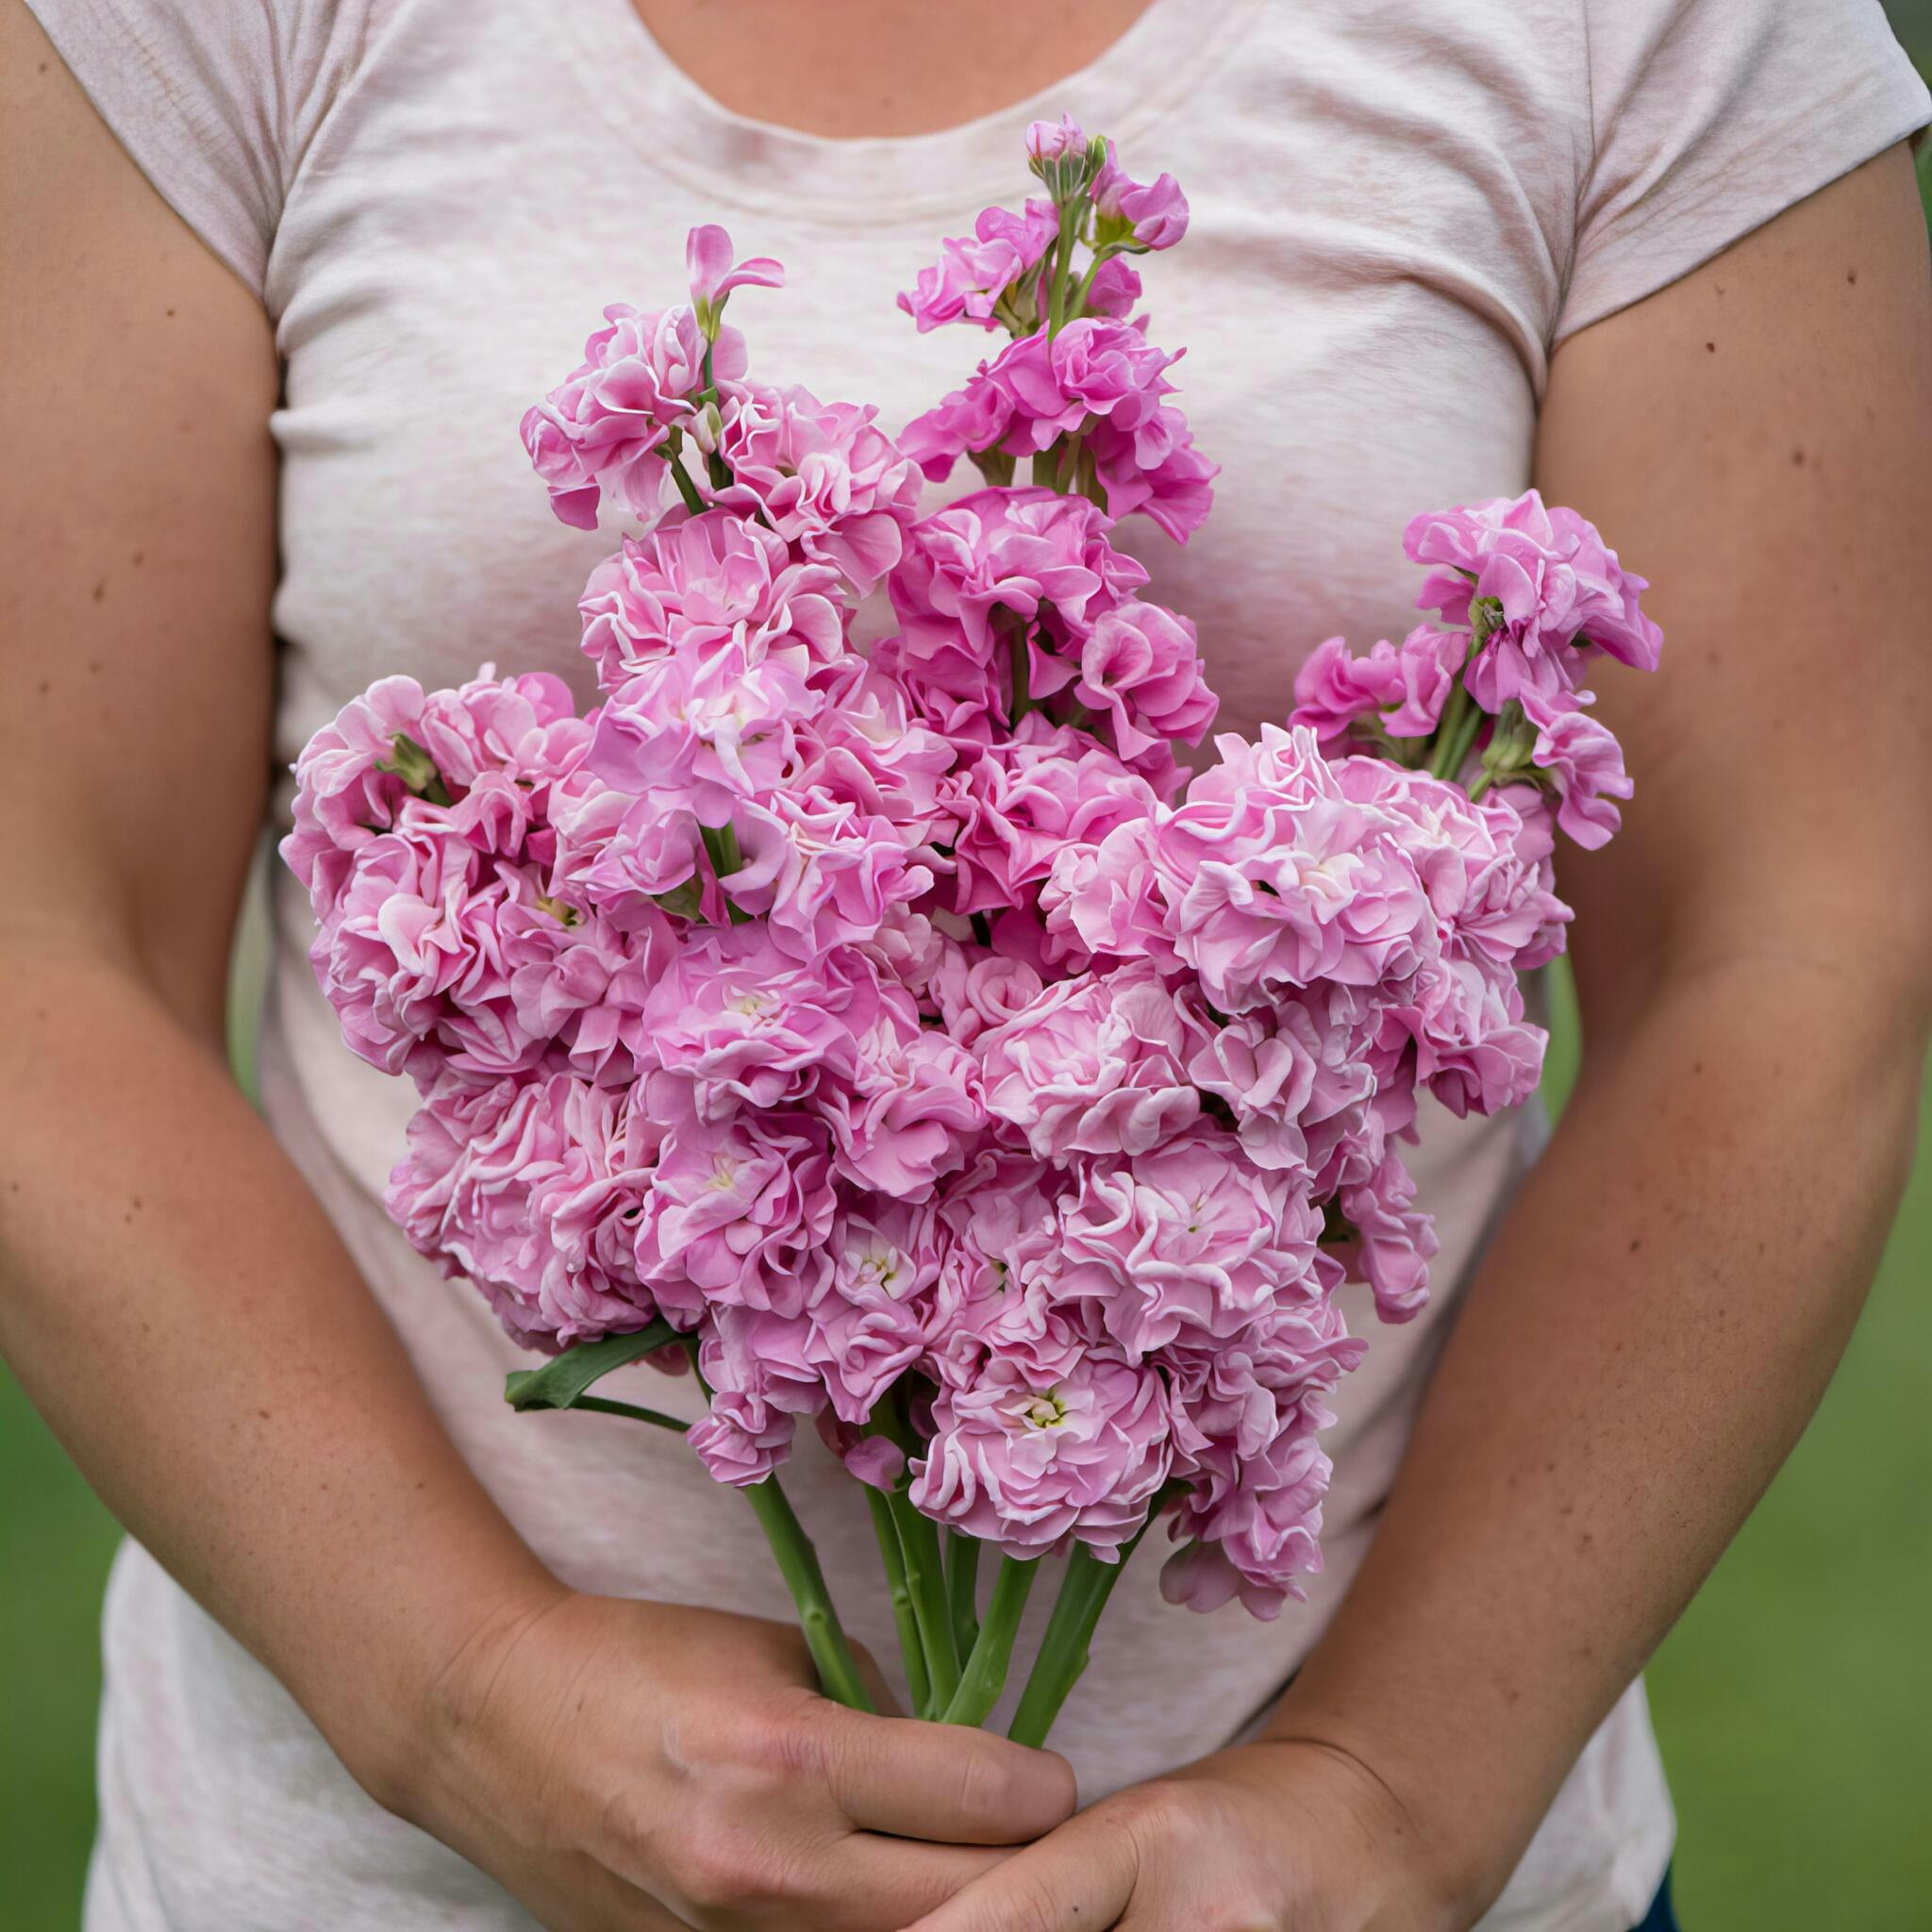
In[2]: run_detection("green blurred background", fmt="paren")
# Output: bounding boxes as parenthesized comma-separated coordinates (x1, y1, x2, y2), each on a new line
(6, 19, 1932, 1929)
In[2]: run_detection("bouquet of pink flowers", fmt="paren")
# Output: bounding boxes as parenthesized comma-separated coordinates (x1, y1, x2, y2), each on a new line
(283, 118, 1660, 1741)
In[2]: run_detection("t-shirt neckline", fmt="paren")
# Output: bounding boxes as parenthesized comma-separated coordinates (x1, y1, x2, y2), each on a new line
(549, 0, 1257, 223)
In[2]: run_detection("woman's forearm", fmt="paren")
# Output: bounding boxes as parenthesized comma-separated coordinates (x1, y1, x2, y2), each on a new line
(1268, 952, 1925, 1921)
(0, 931, 562, 1807)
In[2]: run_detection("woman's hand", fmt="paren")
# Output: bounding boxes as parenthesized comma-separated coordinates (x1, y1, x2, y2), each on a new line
(391, 1586, 1078, 1932)
(897, 1737, 1454, 1932)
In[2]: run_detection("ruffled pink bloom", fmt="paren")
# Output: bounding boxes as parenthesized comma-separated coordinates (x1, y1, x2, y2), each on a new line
(1075, 599, 1217, 757)
(634, 1112, 836, 1320)
(1157, 726, 1434, 1012)
(641, 925, 887, 1122)
(948, 724, 1162, 918)
(1085, 405, 1217, 542)
(1289, 626, 1465, 750)
(710, 384, 923, 597)
(1336, 1150, 1437, 1322)
(900, 321, 1179, 478)
(588, 641, 818, 824)
(689, 1302, 824, 1486)
(822, 1026, 985, 1197)
(1160, 1419, 1332, 1620)
(727, 785, 932, 957)
(804, 1202, 943, 1423)
(1040, 818, 1180, 971)
(1056, 1124, 1324, 1357)
(387, 1073, 663, 1350)
(521, 304, 741, 530)
(922, 941, 1048, 1046)
(1405, 491, 1662, 710)
(577, 510, 847, 692)
(899, 199, 1058, 332)
(792, 658, 960, 843)
(886, 488, 1148, 736)
(978, 963, 1206, 1158)
(1520, 688, 1633, 850)
(910, 1347, 1173, 1558)
(1091, 151, 1190, 250)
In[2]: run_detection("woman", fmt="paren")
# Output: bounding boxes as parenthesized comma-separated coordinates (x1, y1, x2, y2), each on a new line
(3, 0, 1927, 1926)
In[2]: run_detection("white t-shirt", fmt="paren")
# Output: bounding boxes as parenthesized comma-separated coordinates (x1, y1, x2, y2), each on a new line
(28, 1, 1926, 1926)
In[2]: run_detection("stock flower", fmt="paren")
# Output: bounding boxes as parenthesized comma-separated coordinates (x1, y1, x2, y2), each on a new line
(977, 963, 1205, 1158)
(910, 1347, 1174, 1557)
(1074, 599, 1217, 757)
(1091, 150, 1191, 250)
(1055, 1124, 1324, 1357)
(710, 384, 923, 597)
(898, 199, 1058, 332)
(1289, 626, 1466, 749)
(1405, 491, 1663, 709)
(685, 223, 783, 337)
(522, 303, 741, 530)
(1520, 688, 1634, 849)
(1161, 1420, 1333, 1620)
(577, 510, 847, 691)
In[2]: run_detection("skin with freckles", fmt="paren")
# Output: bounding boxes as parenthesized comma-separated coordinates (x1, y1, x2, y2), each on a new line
(5, 1, 1929, 1927)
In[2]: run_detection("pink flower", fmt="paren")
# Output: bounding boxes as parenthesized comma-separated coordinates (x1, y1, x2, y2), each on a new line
(634, 1112, 836, 1320)
(792, 658, 960, 842)
(689, 1303, 822, 1486)
(1520, 688, 1633, 849)
(1158, 726, 1434, 1011)
(1289, 626, 1465, 750)
(910, 1347, 1173, 1557)
(1091, 150, 1190, 250)
(641, 925, 887, 1122)
(1160, 1419, 1333, 1620)
(898, 199, 1058, 332)
(1085, 405, 1217, 542)
(805, 1203, 943, 1424)
(522, 304, 740, 530)
(685, 224, 783, 338)
(887, 488, 1148, 724)
(977, 963, 1206, 1158)
(822, 1024, 984, 1196)
(587, 642, 818, 824)
(1025, 114, 1088, 170)
(722, 785, 931, 956)
(948, 724, 1162, 918)
(710, 384, 923, 597)
(1336, 1150, 1437, 1322)
(1040, 819, 1180, 972)
(1056, 1125, 1324, 1357)
(1405, 491, 1662, 710)
(387, 1073, 664, 1350)
(1075, 599, 1217, 757)
(1083, 253, 1143, 320)
(577, 510, 847, 692)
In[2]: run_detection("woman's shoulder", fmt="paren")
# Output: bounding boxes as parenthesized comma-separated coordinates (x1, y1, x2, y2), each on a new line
(23, 0, 407, 298)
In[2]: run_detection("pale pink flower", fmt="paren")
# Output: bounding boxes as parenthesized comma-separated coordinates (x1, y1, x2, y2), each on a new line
(821, 1026, 985, 1197)
(685, 224, 783, 338)
(899, 199, 1058, 332)
(522, 304, 741, 530)
(910, 1347, 1173, 1557)
(1520, 688, 1633, 849)
(1405, 491, 1662, 709)
(577, 510, 847, 692)
(1056, 1125, 1324, 1357)
(1289, 626, 1465, 750)
(711, 384, 924, 597)
(1075, 599, 1217, 757)
(977, 963, 1206, 1158)
(1091, 151, 1190, 250)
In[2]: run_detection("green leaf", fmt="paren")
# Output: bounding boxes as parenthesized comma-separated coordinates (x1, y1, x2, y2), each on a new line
(504, 1321, 685, 1412)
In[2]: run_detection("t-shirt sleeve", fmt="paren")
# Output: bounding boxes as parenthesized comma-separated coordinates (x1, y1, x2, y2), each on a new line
(1557, 0, 1930, 342)
(23, 0, 380, 302)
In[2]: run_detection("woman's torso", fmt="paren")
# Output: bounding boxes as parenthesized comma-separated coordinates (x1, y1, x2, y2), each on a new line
(92, 1, 1677, 1924)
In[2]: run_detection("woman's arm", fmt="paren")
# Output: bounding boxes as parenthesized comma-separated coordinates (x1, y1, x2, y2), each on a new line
(904, 142, 1932, 1932)
(0, 14, 1072, 1929)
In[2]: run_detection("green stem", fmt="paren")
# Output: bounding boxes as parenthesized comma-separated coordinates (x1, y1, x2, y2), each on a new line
(1425, 679, 1474, 782)
(1046, 199, 1083, 336)
(942, 1556, 1037, 1726)
(1007, 621, 1033, 725)
(568, 1395, 691, 1431)
(886, 1488, 960, 1713)
(740, 1476, 874, 1713)
(946, 1530, 982, 1666)
(866, 1487, 933, 1718)
(667, 447, 707, 517)
(1008, 1512, 1166, 1748)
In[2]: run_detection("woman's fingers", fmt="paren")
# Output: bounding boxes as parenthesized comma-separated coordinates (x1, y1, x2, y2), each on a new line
(892, 1803, 1140, 1932)
(816, 1704, 1078, 1845)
